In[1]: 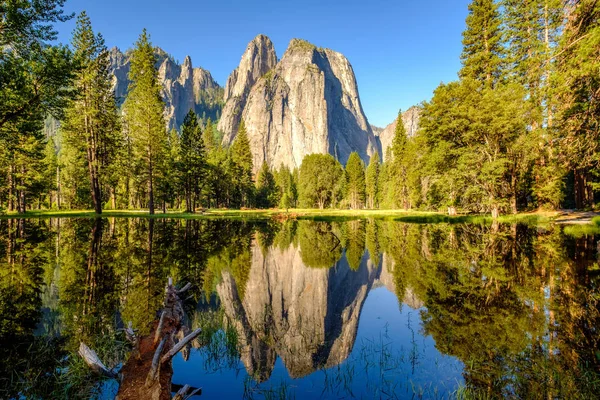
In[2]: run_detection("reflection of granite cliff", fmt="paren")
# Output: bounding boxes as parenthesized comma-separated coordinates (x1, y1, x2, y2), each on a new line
(216, 240, 379, 380)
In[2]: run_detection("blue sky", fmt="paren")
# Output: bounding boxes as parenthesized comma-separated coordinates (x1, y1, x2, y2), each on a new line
(56, 0, 470, 127)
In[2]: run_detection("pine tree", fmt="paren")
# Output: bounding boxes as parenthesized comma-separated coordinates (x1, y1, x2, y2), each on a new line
(365, 151, 380, 209)
(255, 162, 278, 208)
(555, 0, 600, 209)
(61, 12, 120, 214)
(460, 0, 504, 87)
(0, 0, 74, 134)
(345, 152, 366, 209)
(298, 154, 344, 209)
(123, 29, 167, 214)
(202, 118, 217, 153)
(230, 120, 253, 207)
(503, 0, 564, 210)
(274, 164, 297, 210)
(179, 109, 206, 212)
(390, 110, 410, 209)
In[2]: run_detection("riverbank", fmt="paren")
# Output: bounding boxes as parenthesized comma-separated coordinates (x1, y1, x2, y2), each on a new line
(0, 208, 575, 224)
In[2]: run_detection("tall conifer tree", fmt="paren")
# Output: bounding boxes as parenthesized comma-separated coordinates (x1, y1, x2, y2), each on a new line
(123, 29, 167, 214)
(345, 152, 366, 209)
(179, 109, 205, 212)
(230, 120, 253, 207)
(61, 12, 120, 214)
(556, 0, 600, 208)
(460, 0, 504, 87)
(365, 151, 380, 209)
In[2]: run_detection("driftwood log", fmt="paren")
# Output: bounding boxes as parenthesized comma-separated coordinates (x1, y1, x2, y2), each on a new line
(79, 278, 202, 400)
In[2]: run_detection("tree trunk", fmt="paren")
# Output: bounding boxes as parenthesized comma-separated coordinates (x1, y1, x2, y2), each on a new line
(7, 163, 14, 212)
(510, 167, 518, 214)
(111, 187, 117, 210)
(574, 169, 592, 209)
(87, 146, 102, 215)
(56, 164, 61, 210)
(185, 181, 192, 213)
(19, 167, 26, 213)
(148, 161, 155, 215)
(491, 205, 500, 219)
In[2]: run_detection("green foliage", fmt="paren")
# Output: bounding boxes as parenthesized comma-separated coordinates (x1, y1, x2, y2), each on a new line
(230, 120, 254, 208)
(274, 164, 297, 210)
(122, 29, 167, 214)
(60, 12, 121, 214)
(345, 152, 366, 210)
(178, 109, 206, 212)
(255, 162, 278, 208)
(554, 0, 600, 209)
(459, 0, 504, 87)
(298, 221, 342, 268)
(0, 0, 75, 136)
(420, 79, 529, 216)
(365, 152, 380, 209)
(298, 154, 344, 209)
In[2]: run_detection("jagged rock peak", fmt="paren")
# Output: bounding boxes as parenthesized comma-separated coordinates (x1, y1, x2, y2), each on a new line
(218, 35, 277, 137)
(108, 47, 223, 130)
(221, 36, 378, 172)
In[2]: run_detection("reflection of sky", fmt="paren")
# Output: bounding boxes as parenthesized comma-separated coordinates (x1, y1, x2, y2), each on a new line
(172, 287, 464, 399)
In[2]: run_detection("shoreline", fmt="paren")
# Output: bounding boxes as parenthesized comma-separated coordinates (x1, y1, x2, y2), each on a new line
(0, 208, 586, 224)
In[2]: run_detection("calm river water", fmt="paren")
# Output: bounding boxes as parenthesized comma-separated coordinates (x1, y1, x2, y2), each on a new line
(0, 218, 598, 399)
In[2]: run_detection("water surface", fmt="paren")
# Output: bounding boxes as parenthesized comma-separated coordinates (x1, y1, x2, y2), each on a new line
(0, 218, 598, 399)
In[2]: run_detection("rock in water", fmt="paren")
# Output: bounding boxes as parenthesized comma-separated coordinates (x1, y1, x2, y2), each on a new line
(375, 106, 422, 161)
(220, 37, 379, 173)
(109, 47, 223, 131)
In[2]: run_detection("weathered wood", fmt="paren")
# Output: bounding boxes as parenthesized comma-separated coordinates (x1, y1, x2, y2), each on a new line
(124, 321, 137, 344)
(117, 279, 198, 400)
(78, 342, 117, 378)
(146, 336, 168, 387)
(154, 310, 167, 345)
(173, 384, 190, 400)
(177, 282, 192, 294)
(161, 328, 202, 364)
(184, 387, 202, 399)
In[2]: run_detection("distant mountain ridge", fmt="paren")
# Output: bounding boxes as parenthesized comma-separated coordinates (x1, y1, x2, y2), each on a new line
(105, 39, 421, 169)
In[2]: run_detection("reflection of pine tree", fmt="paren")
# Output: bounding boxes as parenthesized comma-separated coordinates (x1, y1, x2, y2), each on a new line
(343, 220, 366, 270)
(298, 221, 343, 268)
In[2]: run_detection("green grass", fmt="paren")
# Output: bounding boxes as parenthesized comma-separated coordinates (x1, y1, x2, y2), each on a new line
(0, 208, 557, 225)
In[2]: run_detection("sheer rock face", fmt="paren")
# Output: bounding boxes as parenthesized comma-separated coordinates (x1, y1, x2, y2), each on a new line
(218, 35, 278, 139)
(375, 106, 422, 160)
(108, 47, 223, 131)
(216, 240, 379, 379)
(220, 37, 379, 173)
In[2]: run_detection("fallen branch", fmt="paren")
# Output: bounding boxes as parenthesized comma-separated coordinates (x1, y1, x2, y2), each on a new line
(173, 384, 202, 400)
(78, 342, 117, 378)
(177, 282, 192, 294)
(146, 335, 168, 387)
(161, 328, 202, 364)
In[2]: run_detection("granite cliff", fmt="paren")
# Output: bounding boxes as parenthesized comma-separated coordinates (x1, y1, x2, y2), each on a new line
(108, 47, 223, 131)
(219, 36, 379, 172)
(375, 106, 422, 160)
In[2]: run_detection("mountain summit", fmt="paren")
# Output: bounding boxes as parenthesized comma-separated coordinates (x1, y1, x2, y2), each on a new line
(219, 36, 379, 172)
